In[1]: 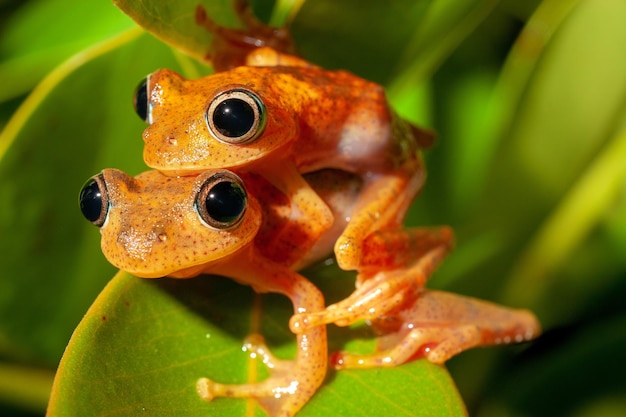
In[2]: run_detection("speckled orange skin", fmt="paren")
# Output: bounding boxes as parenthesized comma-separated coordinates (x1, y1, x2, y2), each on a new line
(141, 47, 435, 275)
(98, 169, 260, 278)
(140, 50, 474, 342)
(143, 51, 414, 174)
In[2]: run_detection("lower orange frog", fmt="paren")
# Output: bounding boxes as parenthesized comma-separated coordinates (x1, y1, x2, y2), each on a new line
(79, 167, 540, 417)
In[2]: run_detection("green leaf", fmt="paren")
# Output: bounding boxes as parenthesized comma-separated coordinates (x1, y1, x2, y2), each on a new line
(0, 30, 183, 366)
(47, 270, 466, 417)
(0, 0, 136, 102)
(112, 0, 243, 65)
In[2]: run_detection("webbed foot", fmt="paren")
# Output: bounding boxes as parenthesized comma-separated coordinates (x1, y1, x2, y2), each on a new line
(197, 331, 326, 417)
(330, 290, 540, 369)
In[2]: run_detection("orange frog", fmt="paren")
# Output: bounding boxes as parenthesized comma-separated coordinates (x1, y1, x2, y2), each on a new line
(79, 168, 362, 416)
(79, 166, 540, 416)
(134, 45, 450, 328)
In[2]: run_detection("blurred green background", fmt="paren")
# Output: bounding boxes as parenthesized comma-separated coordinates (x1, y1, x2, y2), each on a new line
(1, 0, 625, 416)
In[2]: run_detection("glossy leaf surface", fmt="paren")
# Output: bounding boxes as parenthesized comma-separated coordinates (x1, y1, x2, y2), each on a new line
(112, 0, 242, 64)
(47, 271, 466, 416)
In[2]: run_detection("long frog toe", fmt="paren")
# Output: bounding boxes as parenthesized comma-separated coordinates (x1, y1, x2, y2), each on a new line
(196, 331, 325, 417)
(331, 290, 541, 370)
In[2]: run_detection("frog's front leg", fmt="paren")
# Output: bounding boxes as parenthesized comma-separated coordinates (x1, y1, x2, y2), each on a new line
(332, 290, 541, 369)
(261, 162, 335, 261)
(334, 162, 424, 271)
(197, 327, 326, 416)
(198, 255, 327, 417)
(290, 226, 453, 332)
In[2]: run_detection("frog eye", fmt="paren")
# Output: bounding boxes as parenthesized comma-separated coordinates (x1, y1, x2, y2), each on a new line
(195, 172, 247, 229)
(133, 77, 151, 123)
(206, 88, 266, 144)
(79, 174, 109, 227)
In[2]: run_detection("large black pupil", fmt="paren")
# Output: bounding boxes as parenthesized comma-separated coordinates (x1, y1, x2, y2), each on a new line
(133, 78, 149, 122)
(205, 181, 246, 223)
(212, 97, 255, 138)
(79, 179, 104, 223)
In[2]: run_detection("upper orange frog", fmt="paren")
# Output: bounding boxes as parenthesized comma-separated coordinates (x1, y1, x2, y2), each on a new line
(137, 48, 432, 175)
(135, 47, 435, 272)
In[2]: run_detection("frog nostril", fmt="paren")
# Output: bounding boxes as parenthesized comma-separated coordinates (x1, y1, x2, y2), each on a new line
(79, 174, 109, 227)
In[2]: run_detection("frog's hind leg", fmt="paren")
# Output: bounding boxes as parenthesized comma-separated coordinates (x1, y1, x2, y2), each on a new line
(332, 290, 541, 370)
(197, 328, 326, 416)
(290, 226, 453, 332)
(198, 258, 327, 417)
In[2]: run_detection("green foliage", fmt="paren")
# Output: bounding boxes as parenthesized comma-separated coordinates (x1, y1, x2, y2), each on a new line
(1, 0, 625, 416)
(47, 271, 465, 416)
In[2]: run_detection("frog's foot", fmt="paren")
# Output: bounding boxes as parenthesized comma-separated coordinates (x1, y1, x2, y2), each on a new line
(290, 245, 446, 334)
(195, 0, 295, 71)
(290, 269, 416, 334)
(196, 332, 326, 417)
(330, 290, 541, 370)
